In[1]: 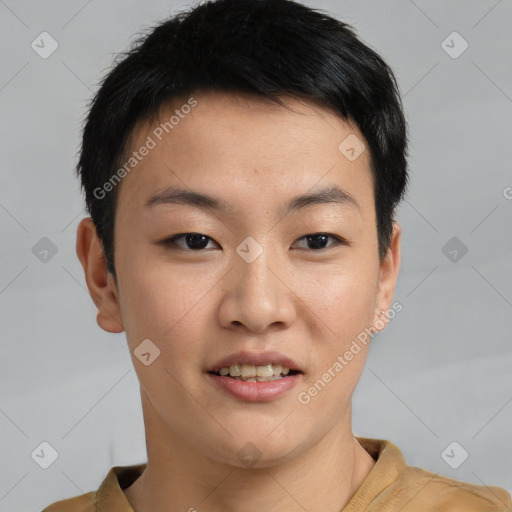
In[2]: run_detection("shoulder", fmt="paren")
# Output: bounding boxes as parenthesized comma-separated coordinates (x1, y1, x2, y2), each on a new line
(40, 463, 145, 511)
(386, 464, 511, 512)
(41, 491, 96, 512)
(357, 437, 511, 512)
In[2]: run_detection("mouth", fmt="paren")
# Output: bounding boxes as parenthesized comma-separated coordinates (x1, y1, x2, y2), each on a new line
(206, 351, 304, 401)
(206, 364, 303, 402)
(208, 363, 302, 382)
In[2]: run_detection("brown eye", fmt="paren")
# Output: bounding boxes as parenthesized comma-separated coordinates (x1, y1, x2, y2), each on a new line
(161, 233, 219, 251)
(293, 233, 344, 250)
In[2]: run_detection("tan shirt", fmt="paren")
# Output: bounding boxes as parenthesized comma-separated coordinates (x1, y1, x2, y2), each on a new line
(42, 437, 511, 512)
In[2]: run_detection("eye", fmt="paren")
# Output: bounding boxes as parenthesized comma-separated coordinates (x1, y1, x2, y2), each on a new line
(159, 232, 345, 251)
(292, 233, 345, 251)
(162, 233, 219, 251)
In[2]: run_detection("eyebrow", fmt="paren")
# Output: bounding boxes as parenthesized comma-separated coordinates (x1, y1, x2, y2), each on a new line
(144, 184, 359, 216)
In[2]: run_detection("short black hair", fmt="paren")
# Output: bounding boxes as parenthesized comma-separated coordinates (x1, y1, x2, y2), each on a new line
(77, 0, 408, 283)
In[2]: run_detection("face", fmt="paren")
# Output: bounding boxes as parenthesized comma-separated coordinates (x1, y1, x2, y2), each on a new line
(77, 91, 401, 468)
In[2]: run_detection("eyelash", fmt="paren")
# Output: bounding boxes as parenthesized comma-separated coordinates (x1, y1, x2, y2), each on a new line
(160, 232, 347, 252)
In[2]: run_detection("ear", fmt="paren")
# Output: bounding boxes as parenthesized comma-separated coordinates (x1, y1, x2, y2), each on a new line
(75, 217, 124, 333)
(373, 222, 402, 330)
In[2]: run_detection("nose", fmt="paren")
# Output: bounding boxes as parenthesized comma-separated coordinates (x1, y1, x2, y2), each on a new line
(217, 242, 297, 334)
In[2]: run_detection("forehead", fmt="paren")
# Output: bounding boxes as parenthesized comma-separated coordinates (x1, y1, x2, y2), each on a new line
(115, 91, 373, 218)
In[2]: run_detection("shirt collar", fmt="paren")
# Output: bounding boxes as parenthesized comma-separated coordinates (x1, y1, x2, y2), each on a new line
(341, 437, 405, 511)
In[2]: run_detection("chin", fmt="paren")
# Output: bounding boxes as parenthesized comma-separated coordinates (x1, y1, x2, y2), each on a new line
(206, 429, 306, 469)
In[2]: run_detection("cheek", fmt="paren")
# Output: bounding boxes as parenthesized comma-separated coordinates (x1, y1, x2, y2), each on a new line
(294, 259, 379, 341)
(115, 257, 169, 344)
(295, 266, 377, 415)
(117, 251, 218, 367)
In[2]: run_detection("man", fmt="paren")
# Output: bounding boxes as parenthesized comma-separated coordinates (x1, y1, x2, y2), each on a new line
(43, 0, 511, 510)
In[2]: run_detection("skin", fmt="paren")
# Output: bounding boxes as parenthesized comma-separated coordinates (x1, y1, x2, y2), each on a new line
(76, 91, 401, 512)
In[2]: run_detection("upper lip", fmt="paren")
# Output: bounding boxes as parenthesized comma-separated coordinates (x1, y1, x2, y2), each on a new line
(208, 350, 303, 373)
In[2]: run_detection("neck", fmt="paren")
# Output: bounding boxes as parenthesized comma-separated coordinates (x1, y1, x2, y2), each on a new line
(124, 393, 376, 512)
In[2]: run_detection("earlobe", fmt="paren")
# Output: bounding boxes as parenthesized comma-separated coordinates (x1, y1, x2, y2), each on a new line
(76, 217, 124, 334)
(373, 222, 402, 329)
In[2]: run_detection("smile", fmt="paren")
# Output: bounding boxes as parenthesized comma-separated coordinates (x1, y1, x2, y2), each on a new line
(212, 363, 300, 381)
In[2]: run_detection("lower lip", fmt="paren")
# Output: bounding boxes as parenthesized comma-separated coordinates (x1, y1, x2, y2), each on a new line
(206, 372, 302, 402)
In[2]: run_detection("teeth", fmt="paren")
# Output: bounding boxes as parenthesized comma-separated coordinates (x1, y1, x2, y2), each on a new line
(215, 363, 293, 380)
(229, 364, 241, 376)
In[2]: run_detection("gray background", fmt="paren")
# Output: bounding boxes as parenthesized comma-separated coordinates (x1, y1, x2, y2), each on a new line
(1, 0, 511, 510)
